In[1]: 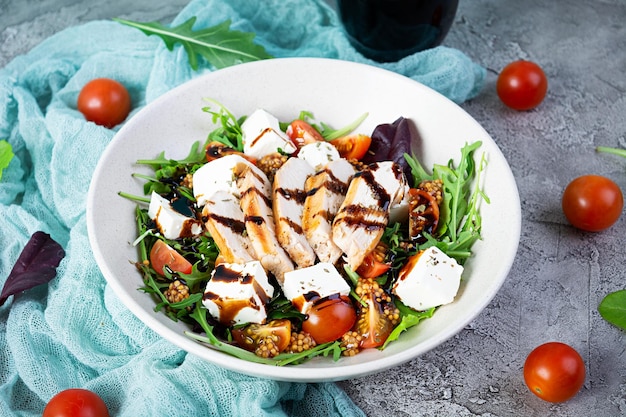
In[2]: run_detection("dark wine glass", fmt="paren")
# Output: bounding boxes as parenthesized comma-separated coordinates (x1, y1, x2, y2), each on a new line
(337, 0, 459, 62)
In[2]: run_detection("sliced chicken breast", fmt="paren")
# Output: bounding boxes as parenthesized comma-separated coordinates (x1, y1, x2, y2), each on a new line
(302, 159, 355, 264)
(201, 190, 255, 264)
(272, 157, 317, 268)
(237, 165, 294, 285)
(332, 161, 407, 270)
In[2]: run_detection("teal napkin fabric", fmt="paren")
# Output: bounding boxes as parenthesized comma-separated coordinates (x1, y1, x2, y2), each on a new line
(0, 0, 485, 416)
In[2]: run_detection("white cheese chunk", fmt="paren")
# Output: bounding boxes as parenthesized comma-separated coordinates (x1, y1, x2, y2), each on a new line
(203, 261, 275, 325)
(282, 262, 350, 314)
(241, 109, 296, 159)
(392, 246, 463, 311)
(298, 141, 341, 171)
(193, 154, 263, 207)
(147, 191, 202, 239)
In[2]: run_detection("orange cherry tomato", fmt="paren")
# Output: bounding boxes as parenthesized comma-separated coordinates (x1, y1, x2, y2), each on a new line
(302, 295, 356, 344)
(149, 240, 193, 276)
(77, 78, 131, 128)
(43, 388, 110, 417)
(285, 119, 324, 148)
(330, 134, 372, 160)
(524, 342, 586, 403)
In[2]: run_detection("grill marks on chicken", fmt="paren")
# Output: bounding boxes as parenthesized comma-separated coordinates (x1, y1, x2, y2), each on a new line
(302, 159, 356, 264)
(332, 161, 406, 270)
(237, 165, 294, 285)
(272, 157, 317, 268)
(202, 191, 255, 264)
(197, 153, 407, 282)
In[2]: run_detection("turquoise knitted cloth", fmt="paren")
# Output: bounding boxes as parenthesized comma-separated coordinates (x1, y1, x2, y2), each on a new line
(0, 0, 485, 416)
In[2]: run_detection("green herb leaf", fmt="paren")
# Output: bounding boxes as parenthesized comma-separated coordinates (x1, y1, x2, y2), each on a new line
(0, 140, 14, 181)
(598, 289, 626, 330)
(114, 17, 272, 70)
(383, 304, 435, 349)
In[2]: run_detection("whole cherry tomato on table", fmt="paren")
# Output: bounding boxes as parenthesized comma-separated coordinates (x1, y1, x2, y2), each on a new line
(77, 78, 131, 128)
(43, 388, 110, 417)
(523, 342, 586, 403)
(497, 60, 548, 110)
(562, 174, 623, 231)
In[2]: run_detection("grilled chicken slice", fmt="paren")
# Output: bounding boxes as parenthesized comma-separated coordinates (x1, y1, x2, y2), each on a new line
(272, 157, 317, 268)
(237, 165, 295, 285)
(201, 191, 255, 264)
(302, 159, 356, 264)
(332, 161, 407, 270)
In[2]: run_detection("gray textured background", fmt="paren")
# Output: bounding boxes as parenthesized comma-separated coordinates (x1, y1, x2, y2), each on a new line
(2, 0, 625, 416)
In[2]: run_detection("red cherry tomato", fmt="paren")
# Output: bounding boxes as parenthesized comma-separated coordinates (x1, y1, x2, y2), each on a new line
(285, 119, 324, 149)
(302, 295, 356, 344)
(330, 134, 372, 160)
(77, 78, 131, 128)
(43, 388, 110, 417)
(150, 240, 193, 276)
(497, 60, 548, 110)
(562, 175, 623, 231)
(356, 252, 390, 278)
(523, 342, 586, 403)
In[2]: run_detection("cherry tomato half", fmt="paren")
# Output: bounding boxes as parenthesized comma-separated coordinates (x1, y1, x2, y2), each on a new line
(43, 388, 110, 417)
(150, 240, 193, 276)
(330, 134, 372, 161)
(356, 252, 390, 278)
(497, 60, 547, 110)
(285, 119, 325, 149)
(77, 78, 131, 128)
(523, 342, 585, 403)
(302, 295, 357, 344)
(232, 319, 292, 357)
(562, 174, 623, 231)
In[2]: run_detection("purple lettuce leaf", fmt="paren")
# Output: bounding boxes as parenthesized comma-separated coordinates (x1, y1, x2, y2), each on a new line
(0, 231, 65, 306)
(362, 117, 420, 187)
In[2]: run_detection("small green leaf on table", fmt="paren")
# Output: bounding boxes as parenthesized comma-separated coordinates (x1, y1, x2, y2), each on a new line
(114, 17, 273, 70)
(598, 289, 626, 330)
(0, 140, 14, 181)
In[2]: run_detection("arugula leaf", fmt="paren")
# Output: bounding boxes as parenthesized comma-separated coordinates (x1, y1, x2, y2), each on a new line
(405, 141, 488, 264)
(598, 289, 626, 330)
(1, 231, 65, 306)
(383, 303, 435, 349)
(201, 99, 245, 151)
(114, 17, 272, 70)
(0, 140, 14, 181)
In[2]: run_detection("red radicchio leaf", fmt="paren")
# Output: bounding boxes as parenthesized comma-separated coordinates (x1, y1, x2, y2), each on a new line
(362, 116, 420, 187)
(0, 231, 65, 306)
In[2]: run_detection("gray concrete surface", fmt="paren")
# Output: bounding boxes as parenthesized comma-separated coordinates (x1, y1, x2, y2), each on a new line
(2, 0, 625, 416)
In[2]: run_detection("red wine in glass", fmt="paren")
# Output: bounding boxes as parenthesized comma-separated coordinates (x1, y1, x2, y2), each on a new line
(337, 0, 459, 62)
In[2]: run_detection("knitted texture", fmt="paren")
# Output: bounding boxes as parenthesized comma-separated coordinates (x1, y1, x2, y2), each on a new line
(0, 1, 485, 416)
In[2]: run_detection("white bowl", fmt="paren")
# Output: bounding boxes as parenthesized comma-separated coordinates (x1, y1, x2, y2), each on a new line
(87, 57, 521, 382)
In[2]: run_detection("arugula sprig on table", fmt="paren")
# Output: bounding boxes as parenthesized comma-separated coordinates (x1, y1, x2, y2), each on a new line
(115, 17, 272, 70)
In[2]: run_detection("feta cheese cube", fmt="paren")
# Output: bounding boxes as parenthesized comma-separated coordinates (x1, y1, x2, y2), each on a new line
(392, 246, 463, 311)
(283, 262, 350, 314)
(241, 109, 296, 159)
(148, 191, 202, 239)
(203, 261, 275, 325)
(297, 141, 341, 171)
(193, 154, 263, 207)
